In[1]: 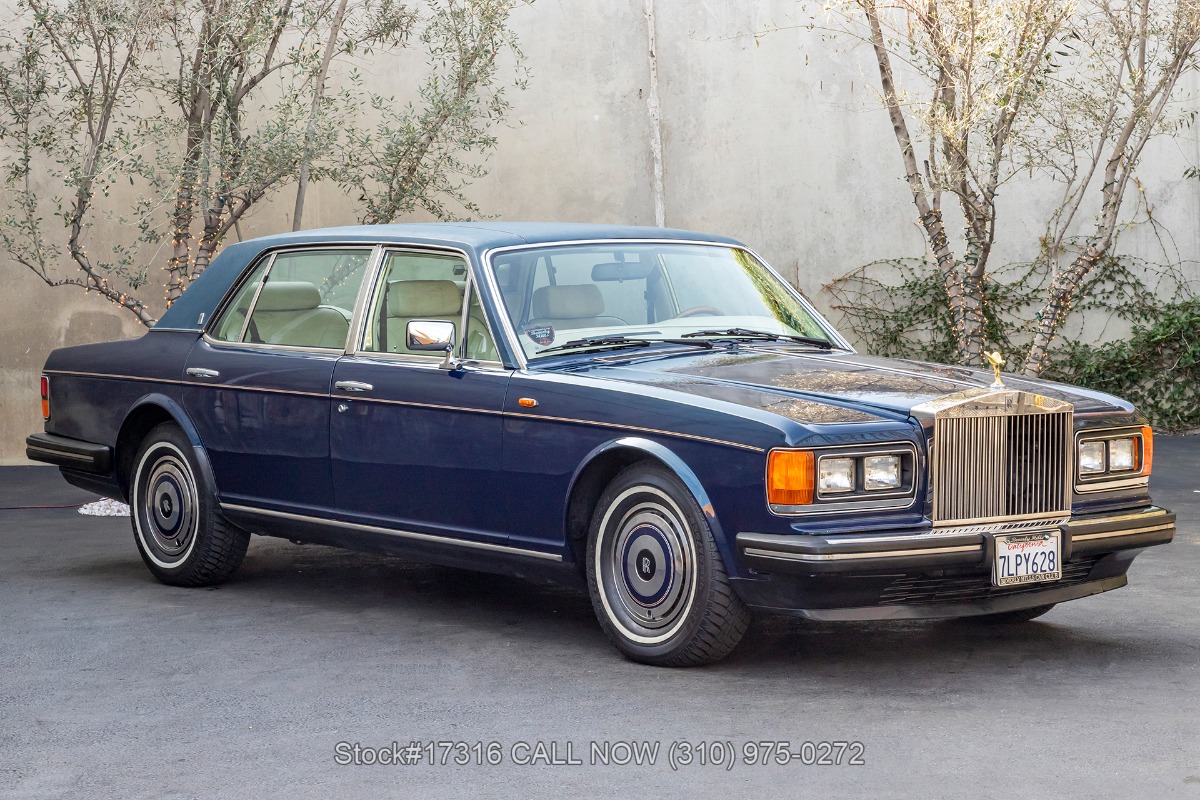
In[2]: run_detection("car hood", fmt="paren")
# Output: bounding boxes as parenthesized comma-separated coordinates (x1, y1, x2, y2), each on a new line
(566, 347, 1130, 424)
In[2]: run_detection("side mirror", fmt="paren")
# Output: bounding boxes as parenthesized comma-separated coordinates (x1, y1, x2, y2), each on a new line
(406, 319, 456, 352)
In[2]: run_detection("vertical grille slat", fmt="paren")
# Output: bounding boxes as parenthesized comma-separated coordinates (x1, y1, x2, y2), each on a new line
(930, 392, 1072, 526)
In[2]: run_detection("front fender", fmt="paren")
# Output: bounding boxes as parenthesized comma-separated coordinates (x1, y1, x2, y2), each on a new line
(567, 436, 734, 570)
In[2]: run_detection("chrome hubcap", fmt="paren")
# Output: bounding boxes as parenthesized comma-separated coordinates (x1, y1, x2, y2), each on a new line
(597, 488, 697, 645)
(137, 448, 198, 564)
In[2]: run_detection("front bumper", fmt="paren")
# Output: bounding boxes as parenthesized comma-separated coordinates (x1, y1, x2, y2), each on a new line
(737, 506, 1174, 574)
(733, 507, 1174, 619)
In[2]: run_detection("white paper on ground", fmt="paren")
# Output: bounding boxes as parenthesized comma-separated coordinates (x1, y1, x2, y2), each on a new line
(79, 499, 130, 517)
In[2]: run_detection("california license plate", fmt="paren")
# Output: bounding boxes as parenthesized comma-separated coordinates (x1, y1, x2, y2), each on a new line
(992, 531, 1061, 587)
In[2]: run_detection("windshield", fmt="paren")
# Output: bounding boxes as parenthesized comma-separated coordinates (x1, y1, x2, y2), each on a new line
(486, 243, 835, 358)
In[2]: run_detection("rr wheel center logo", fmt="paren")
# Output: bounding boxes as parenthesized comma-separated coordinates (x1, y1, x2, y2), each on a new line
(635, 549, 656, 581)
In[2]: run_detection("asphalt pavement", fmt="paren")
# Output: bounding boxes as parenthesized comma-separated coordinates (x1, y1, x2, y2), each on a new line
(1, 438, 1197, 799)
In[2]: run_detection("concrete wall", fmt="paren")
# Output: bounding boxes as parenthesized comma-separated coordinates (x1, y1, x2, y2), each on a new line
(3, 0, 1198, 463)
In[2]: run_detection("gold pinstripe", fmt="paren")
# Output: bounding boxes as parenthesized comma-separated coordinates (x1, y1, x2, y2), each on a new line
(42, 369, 766, 453)
(506, 411, 764, 452)
(44, 369, 185, 385)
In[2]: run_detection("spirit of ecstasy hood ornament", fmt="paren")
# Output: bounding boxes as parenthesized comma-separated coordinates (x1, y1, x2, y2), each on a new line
(984, 351, 1006, 388)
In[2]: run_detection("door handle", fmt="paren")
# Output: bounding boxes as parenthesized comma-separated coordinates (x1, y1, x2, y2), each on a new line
(334, 380, 373, 393)
(186, 367, 220, 379)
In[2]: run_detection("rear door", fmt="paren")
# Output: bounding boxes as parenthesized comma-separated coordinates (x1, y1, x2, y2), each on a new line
(183, 246, 375, 514)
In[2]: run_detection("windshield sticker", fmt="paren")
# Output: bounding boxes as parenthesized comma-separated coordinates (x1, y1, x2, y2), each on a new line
(525, 325, 555, 346)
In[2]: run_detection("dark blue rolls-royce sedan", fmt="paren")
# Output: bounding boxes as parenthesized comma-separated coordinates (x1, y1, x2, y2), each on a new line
(27, 223, 1175, 665)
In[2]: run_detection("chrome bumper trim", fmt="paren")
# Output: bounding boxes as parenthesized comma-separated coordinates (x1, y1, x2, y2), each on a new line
(1071, 522, 1174, 542)
(743, 544, 980, 563)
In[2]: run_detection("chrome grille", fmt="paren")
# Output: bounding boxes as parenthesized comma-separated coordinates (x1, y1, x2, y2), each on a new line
(926, 391, 1073, 526)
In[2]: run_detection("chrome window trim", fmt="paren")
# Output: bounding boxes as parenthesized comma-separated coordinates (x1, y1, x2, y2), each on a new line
(767, 441, 919, 517)
(460, 268, 505, 368)
(343, 245, 387, 355)
(478, 239, 855, 372)
(200, 333, 346, 358)
(237, 252, 276, 344)
(339, 350, 509, 373)
(1073, 426, 1149, 493)
(221, 503, 562, 562)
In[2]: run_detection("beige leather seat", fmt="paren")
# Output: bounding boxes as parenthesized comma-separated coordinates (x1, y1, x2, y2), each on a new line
(248, 281, 349, 349)
(529, 284, 624, 330)
(383, 279, 463, 355)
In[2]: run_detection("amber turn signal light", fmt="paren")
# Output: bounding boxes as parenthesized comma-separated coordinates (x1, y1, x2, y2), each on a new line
(40, 375, 50, 420)
(1141, 425, 1153, 476)
(767, 449, 814, 505)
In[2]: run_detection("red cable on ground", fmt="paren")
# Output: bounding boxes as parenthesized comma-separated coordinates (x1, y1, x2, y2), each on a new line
(0, 502, 86, 510)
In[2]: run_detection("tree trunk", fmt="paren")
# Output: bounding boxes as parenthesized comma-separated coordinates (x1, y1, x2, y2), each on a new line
(293, 0, 349, 231)
(859, 0, 975, 364)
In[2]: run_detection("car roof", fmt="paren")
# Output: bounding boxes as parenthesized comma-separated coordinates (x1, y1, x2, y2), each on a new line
(254, 221, 742, 249)
(155, 223, 745, 331)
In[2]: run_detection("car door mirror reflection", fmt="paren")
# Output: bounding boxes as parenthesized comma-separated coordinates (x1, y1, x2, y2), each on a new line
(407, 319, 456, 352)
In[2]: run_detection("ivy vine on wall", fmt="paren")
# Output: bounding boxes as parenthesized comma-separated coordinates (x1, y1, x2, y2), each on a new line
(824, 257, 1199, 432)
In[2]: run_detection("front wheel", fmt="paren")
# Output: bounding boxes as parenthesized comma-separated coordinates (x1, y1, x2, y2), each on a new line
(586, 463, 750, 666)
(129, 423, 249, 586)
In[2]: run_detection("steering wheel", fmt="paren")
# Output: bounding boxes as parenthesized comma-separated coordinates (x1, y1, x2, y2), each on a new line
(674, 305, 724, 318)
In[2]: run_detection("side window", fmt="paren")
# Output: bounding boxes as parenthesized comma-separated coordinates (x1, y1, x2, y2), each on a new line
(362, 251, 466, 355)
(464, 285, 498, 362)
(211, 258, 271, 342)
(214, 248, 371, 349)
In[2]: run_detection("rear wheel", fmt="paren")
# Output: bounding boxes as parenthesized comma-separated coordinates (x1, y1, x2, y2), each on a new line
(129, 423, 249, 586)
(586, 462, 750, 666)
(977, 603, 1056, 624)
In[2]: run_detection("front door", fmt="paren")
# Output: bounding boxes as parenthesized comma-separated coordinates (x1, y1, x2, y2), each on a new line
(330, 249, 514, 546)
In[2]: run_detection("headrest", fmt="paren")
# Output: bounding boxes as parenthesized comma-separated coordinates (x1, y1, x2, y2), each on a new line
(386, 280, 463, 317)
(255, 281, 320, 312)
(532, 284, 605, 319)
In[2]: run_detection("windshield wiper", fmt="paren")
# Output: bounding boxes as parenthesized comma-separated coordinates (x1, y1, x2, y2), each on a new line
(537, 335, 714, 356)
(680, 327, 834, 349)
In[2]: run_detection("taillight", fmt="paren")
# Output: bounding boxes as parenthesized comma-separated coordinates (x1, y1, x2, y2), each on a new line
(40, 375, 50, 420)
